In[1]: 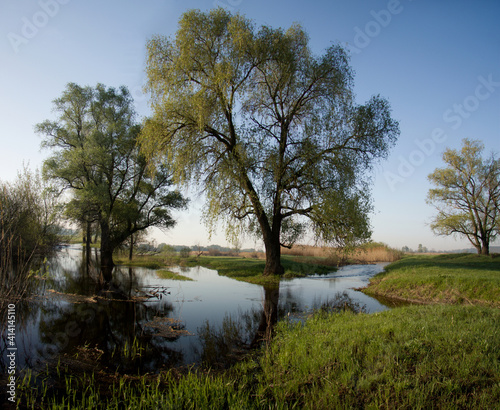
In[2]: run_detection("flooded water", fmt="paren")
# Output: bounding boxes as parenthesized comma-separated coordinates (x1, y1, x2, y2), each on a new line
(2, 245, 392, 374)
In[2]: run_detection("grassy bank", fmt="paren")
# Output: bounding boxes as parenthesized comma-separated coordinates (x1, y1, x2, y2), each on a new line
(17, 304, 500, 408)
(113, 242, 402, 286)
(363, 253, 500, 306)
(190, 255, 335, 285)
(156, 269, 193, 281)
(114, 254, 336, 286)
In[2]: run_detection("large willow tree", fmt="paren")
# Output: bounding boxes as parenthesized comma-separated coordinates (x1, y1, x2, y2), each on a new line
(140, 9, 399, 275)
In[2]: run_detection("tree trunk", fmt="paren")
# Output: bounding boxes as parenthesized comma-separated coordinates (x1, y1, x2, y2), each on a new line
(251, 285, 280, 347)
(263, 236, 284, 276)
(480, 240, 490, 255)
(129, 234, 134, 261)
(100, 220, 114, 282)
(85, 220, 91, 270)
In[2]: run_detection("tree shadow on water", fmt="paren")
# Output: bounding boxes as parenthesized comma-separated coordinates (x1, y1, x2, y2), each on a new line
(196, 285, 281, 370)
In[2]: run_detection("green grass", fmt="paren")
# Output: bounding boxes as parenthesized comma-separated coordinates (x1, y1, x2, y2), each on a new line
(186, 255, 335, 286)
(115, 253, 335, 286)
(255, 304, 500, 408)
(156, 269, 193, 281)
(364, 253, 500, 306)
(17, 305, 500, 408)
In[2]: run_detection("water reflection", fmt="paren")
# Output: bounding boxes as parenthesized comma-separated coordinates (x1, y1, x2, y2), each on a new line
(1, 246, 392, 375)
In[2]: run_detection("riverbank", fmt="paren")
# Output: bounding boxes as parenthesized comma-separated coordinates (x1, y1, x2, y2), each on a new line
(363, 253, 500, 307)
(114, 254, 336, 286)
(16, 304, 500, 408)
(113, 241, 402, 286)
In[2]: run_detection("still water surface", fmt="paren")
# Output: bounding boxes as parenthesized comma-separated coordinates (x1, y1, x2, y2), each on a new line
(6, 245, 392, 373)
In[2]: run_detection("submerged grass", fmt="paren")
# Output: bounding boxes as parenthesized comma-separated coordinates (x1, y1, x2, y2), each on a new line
(364, 253, 500, 306)
(156, 269, 193, 281)
(16, 304, 500, 408)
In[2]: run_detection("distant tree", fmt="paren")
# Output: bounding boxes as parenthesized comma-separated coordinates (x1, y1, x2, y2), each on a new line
(192, 243, 204, 257)
(157, 243, 168, 252)
(124, 230, 148, 261)
(427, 139, 500, 255)
(401, 246, 410, 253)
(180, 246, 191, 258)
(140, 8, 399, 276)
(38, 83, 188, 281)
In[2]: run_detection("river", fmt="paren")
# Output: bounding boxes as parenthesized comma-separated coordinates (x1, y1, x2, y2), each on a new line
(2, 245, 393, 374)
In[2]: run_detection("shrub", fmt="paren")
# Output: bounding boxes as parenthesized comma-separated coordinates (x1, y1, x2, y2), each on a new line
(179, 246, 191, 258)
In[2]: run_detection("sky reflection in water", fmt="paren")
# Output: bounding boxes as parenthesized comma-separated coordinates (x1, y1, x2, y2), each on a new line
(5, 246, 391, 373)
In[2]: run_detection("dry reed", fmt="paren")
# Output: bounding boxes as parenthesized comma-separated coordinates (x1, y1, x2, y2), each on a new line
(280, 243, 402, 263)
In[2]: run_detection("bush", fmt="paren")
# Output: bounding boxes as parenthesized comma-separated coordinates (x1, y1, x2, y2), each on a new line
(1, 168, 60, 323)
(179, 246, 191, 258)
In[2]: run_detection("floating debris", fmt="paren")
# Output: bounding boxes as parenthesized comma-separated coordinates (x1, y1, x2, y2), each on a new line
(143, 316, 192, 338)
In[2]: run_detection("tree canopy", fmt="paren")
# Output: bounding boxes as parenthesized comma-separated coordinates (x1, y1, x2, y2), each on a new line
(140, 8, 399, 275)
(38, 83, 187, 280)
(427, 139, 500, 255)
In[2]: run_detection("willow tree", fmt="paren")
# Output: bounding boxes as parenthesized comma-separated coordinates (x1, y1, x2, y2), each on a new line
(140, 9, 399, 275)
(427, 139, 500, 255)
(38, 83, 187, 281)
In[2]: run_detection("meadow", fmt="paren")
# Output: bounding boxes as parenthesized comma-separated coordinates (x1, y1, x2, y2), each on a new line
(363, 253, 500, 307)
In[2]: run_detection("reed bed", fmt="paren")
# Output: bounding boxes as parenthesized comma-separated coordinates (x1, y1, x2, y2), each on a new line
(280, 242, 403, 263)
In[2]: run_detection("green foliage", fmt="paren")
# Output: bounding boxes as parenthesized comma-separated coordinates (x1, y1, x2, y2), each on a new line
(179, 246, 191, 258)
(141, 8, 399, 273)
(365, 253, 500, 305)
(427, 139, 500, 255)
(37, 83, 188, 274)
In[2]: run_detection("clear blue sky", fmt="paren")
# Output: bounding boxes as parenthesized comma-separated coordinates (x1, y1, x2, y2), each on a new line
(1, 0, 499, 251)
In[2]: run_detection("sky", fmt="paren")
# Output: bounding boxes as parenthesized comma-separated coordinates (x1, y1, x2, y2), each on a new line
(1, 0, 499, 251)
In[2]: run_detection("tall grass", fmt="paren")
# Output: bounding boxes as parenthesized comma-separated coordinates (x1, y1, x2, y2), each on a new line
(257, 304, 500, 408)
(281, 242, 403, 263)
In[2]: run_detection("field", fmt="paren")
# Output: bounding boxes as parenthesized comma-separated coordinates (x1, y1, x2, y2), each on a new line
(364, 253, 500, 306)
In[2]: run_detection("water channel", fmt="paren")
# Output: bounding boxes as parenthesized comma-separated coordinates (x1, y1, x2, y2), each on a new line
(2, 245, 393, 374)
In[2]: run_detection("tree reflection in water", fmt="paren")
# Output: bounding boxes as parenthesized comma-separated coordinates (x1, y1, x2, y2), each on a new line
(197, 285, 280, 369)
(196, 287, 369, 370)
(5, 247, 189, 375)
(2, 245, 383, 381)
